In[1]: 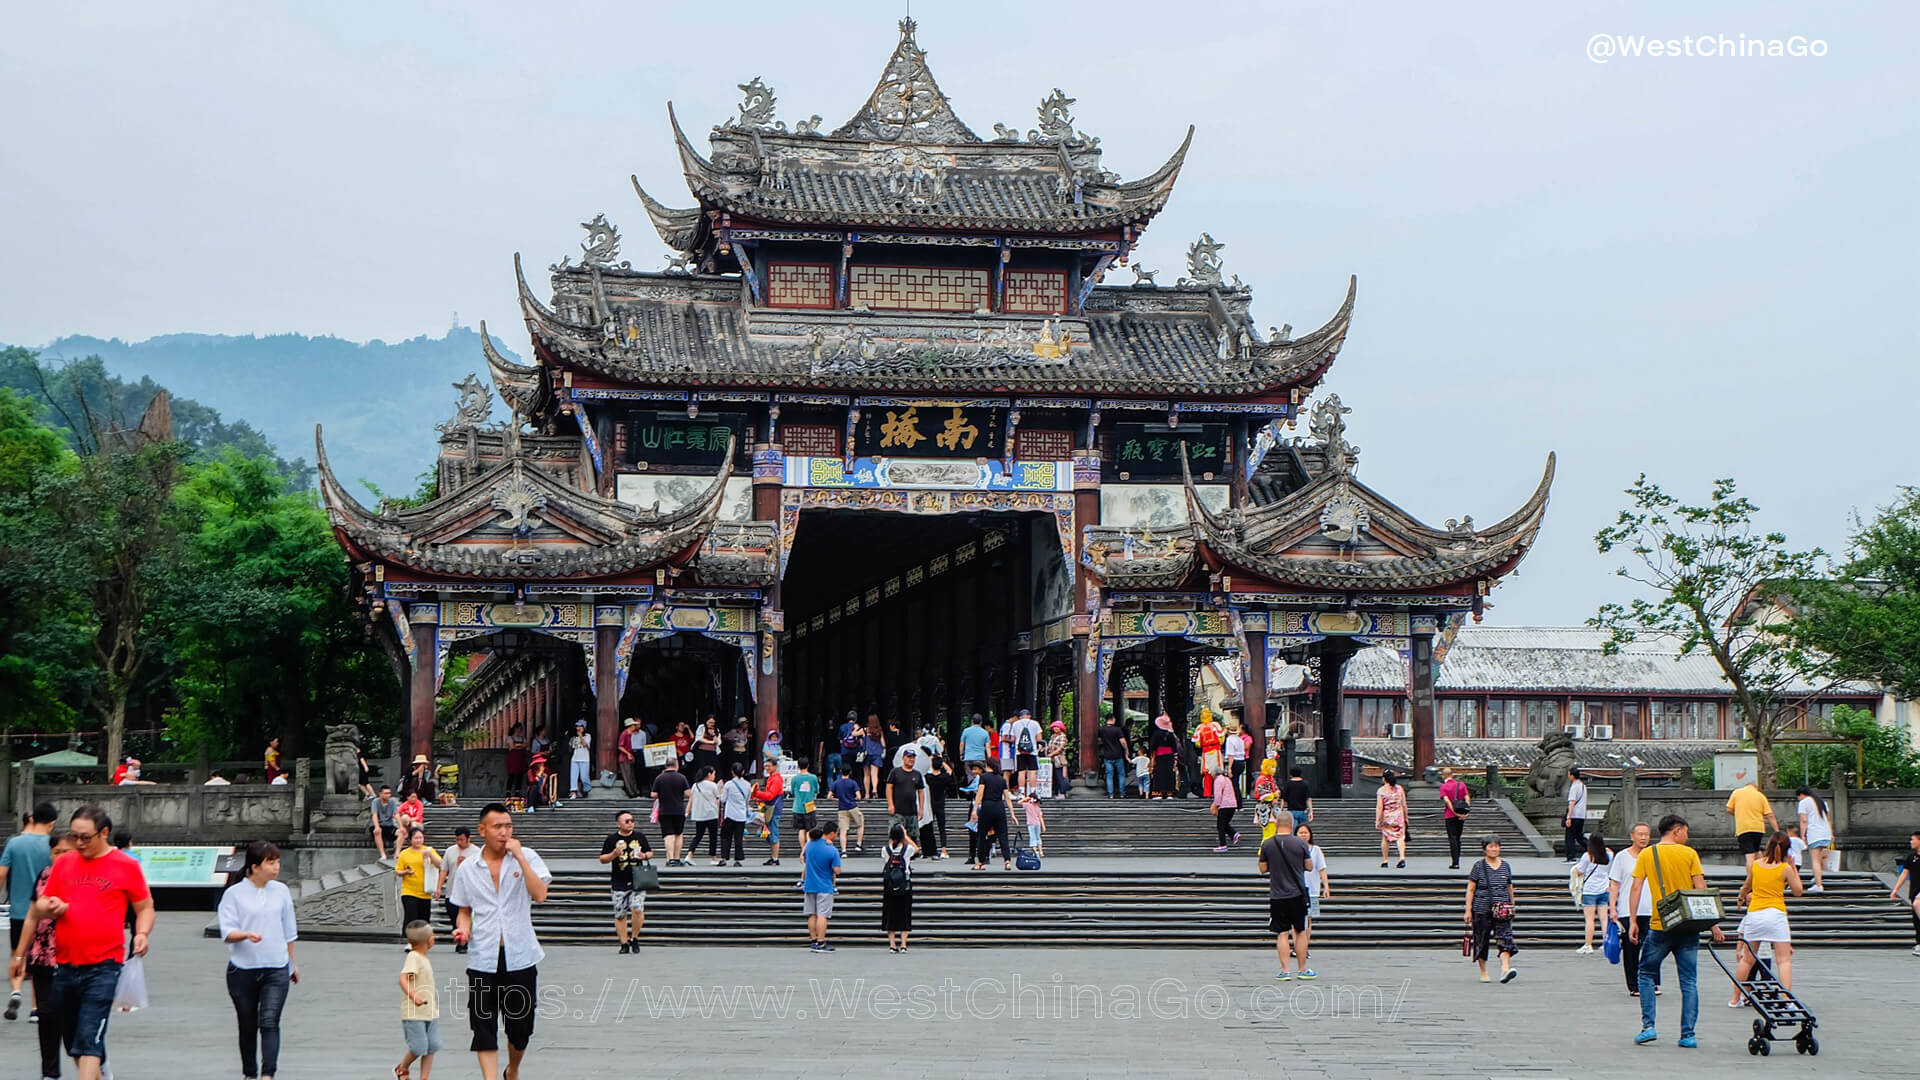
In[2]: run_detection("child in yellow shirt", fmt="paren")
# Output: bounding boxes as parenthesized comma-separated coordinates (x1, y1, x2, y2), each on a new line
(398, 920, 441, 1080)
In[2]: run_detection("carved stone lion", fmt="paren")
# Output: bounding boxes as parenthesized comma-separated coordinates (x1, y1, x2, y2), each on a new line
(1526, 730, 1577, 802)
(323, 723, 363, 796)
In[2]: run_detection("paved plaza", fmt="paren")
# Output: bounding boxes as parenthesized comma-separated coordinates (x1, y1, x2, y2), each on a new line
(5, 911, 1909, 1078)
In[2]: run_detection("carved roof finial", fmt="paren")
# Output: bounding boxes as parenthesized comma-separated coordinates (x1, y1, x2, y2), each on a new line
(833, 18, 980, 143)
(436, 373, 492, 434)
(1179, 233, 1226, 287)
(1308, 393, 1360, 474)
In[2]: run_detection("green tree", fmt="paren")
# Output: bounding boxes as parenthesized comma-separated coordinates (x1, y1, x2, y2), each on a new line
(0, 389, 90, 728)
(1592, 475, 1823, 786)
(163, 450, 399, 759)
(1784, 487, 1920, 702)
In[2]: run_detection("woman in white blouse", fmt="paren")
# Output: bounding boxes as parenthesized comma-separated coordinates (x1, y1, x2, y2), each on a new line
(218, 840, 300, 1080)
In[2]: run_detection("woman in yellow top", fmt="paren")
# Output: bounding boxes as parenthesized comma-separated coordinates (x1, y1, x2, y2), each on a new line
(263, 736, 282, 783)
(393, 829, 442, 946)
(1730, 831, 1803, 1006)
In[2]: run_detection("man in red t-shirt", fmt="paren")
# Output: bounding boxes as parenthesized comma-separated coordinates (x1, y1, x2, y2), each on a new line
(8, 806, 153, 1080)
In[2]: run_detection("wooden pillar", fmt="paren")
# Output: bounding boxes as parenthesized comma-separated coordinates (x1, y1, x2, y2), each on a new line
(1071, 449, 1100, 778)
(753, 442, 784, 742)
(1243, 625, 1270, 760)
(1410, 633, 1436, 779)
(1073, 635, 1098, 777)
(595, 617, 621, 776)
(407, 610, 438, 766)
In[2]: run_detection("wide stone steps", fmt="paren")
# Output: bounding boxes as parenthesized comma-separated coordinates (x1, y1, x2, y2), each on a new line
(420, 792, 1537, 860)
(413, 866, 1909, 949)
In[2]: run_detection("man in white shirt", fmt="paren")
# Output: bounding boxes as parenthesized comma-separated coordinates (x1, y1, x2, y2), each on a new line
(1606, 822, 1658, 997)
(1563, 767, 1589, 862)
(1009, 709, 1044, 793)
(434, 826, 481, 954)
(448, 803, 551, 1080)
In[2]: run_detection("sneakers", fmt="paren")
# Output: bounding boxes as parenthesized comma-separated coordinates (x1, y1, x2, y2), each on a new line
(1807, 884, 1824, 894)
(1231, 833, 1243, 846)
(1500, 969, 1517, 983)
(1635, 1029, 1659, 1045)
(1911, 944, 1920, 957)
(4, 991, 18, 1021)
(762, 858, 780, 866)
(1212, 845, 1230, 853)
(816, 943, 835, 953)
(1576, 944, 1595, 955)
(1297, 969, 1318, 980)
(1677, 1036, 1698, 1049)
(618, 942, 631, 954)
(733, 860, 745, 867)
(1273, 971, 1292, 981)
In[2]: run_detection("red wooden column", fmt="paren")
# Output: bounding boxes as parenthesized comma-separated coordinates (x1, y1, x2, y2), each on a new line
(1410, 633, 1437, 778)
(752, 443, 785, 743)
(407, 607, 438, 765)
(1241, 617, 1270, 761)
(594, 610, 622, 777)
(1071, 449, 1101, 779)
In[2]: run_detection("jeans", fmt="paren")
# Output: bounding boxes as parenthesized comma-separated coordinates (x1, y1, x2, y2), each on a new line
(569, 758, 592, 796)
(1289, 809, 1310, 832)
(227, 963, 292, 1078)
(1637, 929, 1699, 1038)
(824, 752, 843, 783)
(1620, 914, 1658, 993)
(1103, 758, 1128, 798)
(54, 960, 122, 1063)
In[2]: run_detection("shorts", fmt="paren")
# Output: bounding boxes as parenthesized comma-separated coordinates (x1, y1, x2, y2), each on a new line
(403, 1018, 444, 1056)
(1738, 907, 1792, 944)
(611, 887, 643, 917)
(838, 808, 865, 834)
(1307, 894, 1322, 921)
(658, 814, 685, 837)
(466, 963, 538, 1053)
(1737, 831, 1764, 855)
(54, 959, 121, 1061)
(803, 892, 835, 918)
(1268, 895, 1309, 936)
(378, 823, 398, 846)
(1580, 891, 1610, 908)
(1017, 753, 1039, 772)
(792, 812, 814, 834)
(1808, 838, 1832, 849)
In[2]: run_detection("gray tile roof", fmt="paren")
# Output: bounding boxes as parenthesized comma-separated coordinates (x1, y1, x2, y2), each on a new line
(1342, 626, 1877, 697)
(517, 257, 1352, 397)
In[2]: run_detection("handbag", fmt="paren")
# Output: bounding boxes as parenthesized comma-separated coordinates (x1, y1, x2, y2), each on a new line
(1604, 918, 1622, 964)
(630, 859, 660, 892)
(1461, 928, 1474, 958)
(1015, 848, 1041, 871)
(1649, 841, 1724, 935)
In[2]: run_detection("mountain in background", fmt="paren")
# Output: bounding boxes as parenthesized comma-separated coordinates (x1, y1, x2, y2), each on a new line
(17, 325, 517, 500)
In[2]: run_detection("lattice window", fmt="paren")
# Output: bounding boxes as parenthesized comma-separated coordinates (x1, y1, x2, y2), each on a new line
(767, 262, 835, 309)
(849, 265, 988, 312)
(1015, 428, 1074, 461)
(780, 424, 841, 457)
(1004, 269, 1069, 314)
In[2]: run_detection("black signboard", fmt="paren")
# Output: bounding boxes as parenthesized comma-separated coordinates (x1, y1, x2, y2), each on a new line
(1109, 422, 1230, 478)
(625, 412, 747, 466)
(852, 404, 1006, 459)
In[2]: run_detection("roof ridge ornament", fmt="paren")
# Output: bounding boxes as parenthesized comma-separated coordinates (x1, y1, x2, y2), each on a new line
(832, 17, 981, 144)
(1308, 393, 1360, 474)
(721, 76, 822, 136)
(1179, 233, 1231, 287)
(577, 213, 630, 271)
(436, 373, 494, 434)
(1029, 88, 1099, 151)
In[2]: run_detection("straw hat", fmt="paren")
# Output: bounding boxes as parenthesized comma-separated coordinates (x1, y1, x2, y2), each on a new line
(411, 754, 430, 765)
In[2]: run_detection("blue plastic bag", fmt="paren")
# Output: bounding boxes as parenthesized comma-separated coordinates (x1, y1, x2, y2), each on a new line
(1603, 918, 1621, 964)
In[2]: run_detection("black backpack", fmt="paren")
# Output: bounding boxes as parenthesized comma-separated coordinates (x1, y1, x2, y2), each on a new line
(881, 847, 911, 894)
(1016, 725, 1036, 754)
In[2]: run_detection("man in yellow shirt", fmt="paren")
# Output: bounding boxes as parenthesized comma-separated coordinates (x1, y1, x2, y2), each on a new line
(1626, 814, 1726, 1048)
(1725, 781, 1779, 867)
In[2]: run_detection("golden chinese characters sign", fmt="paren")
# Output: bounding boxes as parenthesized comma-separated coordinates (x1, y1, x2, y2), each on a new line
(854, 404, 1005, 459)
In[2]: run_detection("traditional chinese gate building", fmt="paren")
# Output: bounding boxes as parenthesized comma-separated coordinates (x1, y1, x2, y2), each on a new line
(321, 19, 1551, 784)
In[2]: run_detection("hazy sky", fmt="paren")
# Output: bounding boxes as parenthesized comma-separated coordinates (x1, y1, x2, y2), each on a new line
(3, 1, 1914, 626)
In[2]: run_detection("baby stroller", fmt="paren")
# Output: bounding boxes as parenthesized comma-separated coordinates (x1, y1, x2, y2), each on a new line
(1707, 940, 1819, 1056)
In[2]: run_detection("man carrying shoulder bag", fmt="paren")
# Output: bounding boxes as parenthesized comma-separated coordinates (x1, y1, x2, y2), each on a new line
(1626, 814, 1726, 1049)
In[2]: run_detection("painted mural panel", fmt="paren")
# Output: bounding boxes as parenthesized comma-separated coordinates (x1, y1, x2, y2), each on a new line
(615, 474, 753, 522)
(1100, 484, 1229, 528)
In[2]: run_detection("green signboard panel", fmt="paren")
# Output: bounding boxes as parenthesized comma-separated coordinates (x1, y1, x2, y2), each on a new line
(128, 846, 232, 885)
(1109, 423, 1230, 478)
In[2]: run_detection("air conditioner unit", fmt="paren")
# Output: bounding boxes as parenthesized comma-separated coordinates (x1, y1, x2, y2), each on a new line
(1390, 723, 1413, 739)
(1591, 724, 1615, 741)
(1564, 723, 1585, 740)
